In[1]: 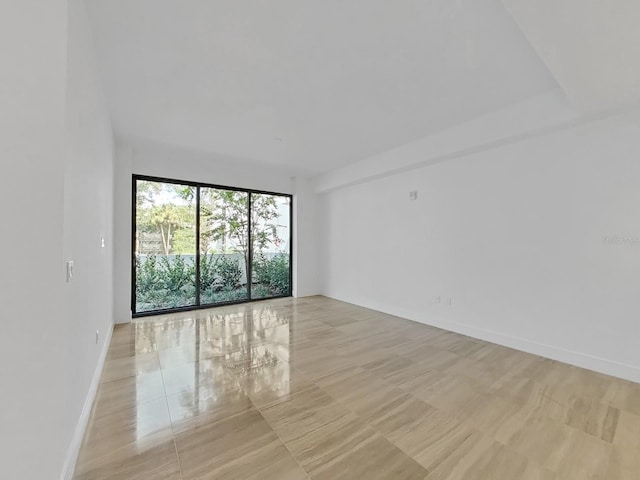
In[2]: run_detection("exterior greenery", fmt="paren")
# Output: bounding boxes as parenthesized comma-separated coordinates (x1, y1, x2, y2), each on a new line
(135, 254, 196, 311)
(135, 253, 290, 311)
(200, 254, 247, 305)
(253, 253, 291, 298)
(134, 179, 291, 314)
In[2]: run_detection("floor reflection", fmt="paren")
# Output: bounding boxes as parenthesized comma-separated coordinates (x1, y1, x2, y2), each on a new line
(131, 302, 295, 438)
(77, 296, 638, 480)
(75, 298, 345, 479)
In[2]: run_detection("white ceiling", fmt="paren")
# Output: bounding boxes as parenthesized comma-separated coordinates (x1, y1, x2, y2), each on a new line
(503, 0, 640, 113)
(85, 0, 558, 175)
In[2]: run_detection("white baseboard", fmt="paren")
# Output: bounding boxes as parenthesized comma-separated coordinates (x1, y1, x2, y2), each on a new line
(323, 293, 640, 384)
(60, 324, 114, 480)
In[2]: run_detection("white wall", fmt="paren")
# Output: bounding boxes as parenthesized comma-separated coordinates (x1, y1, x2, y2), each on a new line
(113, 138, 320, 323)
(0, 1, 68, 478)
(113, 142, 134, 324)
(293, 176, 321, 297)
(320, 109, 640, 382)
(0, 1, 114, 478)
(61, 0, 115, 477)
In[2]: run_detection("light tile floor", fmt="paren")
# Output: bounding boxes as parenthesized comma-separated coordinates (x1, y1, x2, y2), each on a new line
(73, 296, 640, 479)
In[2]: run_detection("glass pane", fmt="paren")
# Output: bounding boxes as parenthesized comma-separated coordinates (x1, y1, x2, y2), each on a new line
(134, 180, 196, 313)
(250, 194, 291, 299)
(199, 188, 249, 304)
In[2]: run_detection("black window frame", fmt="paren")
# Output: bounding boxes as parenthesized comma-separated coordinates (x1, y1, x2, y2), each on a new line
(131, 174, 294, 318)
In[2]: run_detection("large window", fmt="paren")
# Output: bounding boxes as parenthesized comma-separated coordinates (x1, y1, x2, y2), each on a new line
(133, 176, 292, 316)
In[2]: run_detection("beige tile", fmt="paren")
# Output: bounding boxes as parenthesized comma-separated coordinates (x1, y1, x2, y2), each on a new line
(603, 379, 640, 417)
(158, 344, 219, 368)
(285, 345, 354, 379)
(564, 396, 620, 442)
(161, 357, 241, 396)
(259, 382, 427, 478)
(167, 387, 254, 433)
(400, 346, 462, 371)
(92, 371, 165, 418)
(303, 326, 344, 343)
(74, 297, 639, 480)
(500, 417, 612, 479)
(607, 447, 640, 480)
(426, 435, 555, 480)
(365, 394, 436, 436)
(382, 360, 440, 388)
(243, 363, 316, 408)
(547, 427, 612, 479)
(361, 353, 415, 378)
(406, 370, 483, 416)
(454, 392, 531, 438)
(175, 409, 308, 480)
(74, 439, 181, 480)
(315, 365, 408, 423)
(612, 409, 640, 448)
(260, 386, 354, 443)
(100, 352, 161, 383)
(318, 314, 362, 328)
(385, 402, 479, 472)
(489, 373, 551, 406)
(75, 397, 173, 474)
(306, 433, 428, 480)
(106, 340, 157, 360)
(219, 344, 283, 372)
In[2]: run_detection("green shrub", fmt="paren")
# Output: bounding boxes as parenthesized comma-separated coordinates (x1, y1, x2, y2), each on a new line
(136, 254, 197, 312)
(136, 255, 161, 295)
(213, 285, 247, 303)
(253, 253, 290, 296)
(199, 253, 217, 292)
(214, 255, 242, 289)
(251, 284, 271, 299)
(136, 253, 255, 311)
(159, 254, 194, 292)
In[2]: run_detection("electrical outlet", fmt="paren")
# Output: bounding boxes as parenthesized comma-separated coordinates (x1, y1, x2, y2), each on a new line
(100, 237, 105, 248)
(409, 190, 418, 201)
(95, 330, 99, 344)
(445, 297, 452, 306)
(66, 260, 74, 283)
(435, 296, 441, 304)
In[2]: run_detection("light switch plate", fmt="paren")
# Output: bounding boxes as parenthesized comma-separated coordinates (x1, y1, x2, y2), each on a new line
(66, 260, 74, 283)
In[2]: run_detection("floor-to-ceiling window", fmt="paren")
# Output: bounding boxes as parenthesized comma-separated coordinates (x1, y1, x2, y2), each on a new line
(250, 193, 291, 300)
(133, 175, 292, 316)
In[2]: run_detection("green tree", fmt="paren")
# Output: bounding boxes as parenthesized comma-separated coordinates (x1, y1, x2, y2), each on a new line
(200, 190, 282, 284)
(142, 203, 194, 255)
(172, 225, 196, 254)
(136, 180, 162, 209)
(136, 181, 196, 255)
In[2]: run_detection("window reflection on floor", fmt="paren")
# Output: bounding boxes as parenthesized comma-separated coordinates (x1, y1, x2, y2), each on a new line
(131, 302, 294, 442)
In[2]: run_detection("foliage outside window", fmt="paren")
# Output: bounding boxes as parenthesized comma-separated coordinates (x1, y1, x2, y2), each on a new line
(133, 177, 291, 315)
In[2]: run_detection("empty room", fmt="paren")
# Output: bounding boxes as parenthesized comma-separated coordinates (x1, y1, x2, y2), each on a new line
(3, 0, 640, 479)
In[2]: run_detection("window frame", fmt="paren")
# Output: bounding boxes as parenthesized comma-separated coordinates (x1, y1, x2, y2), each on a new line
(131, 174, 294, 318)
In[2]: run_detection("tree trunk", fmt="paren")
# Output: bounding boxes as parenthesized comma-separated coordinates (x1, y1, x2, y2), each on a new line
(160, 224, 169, 256)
